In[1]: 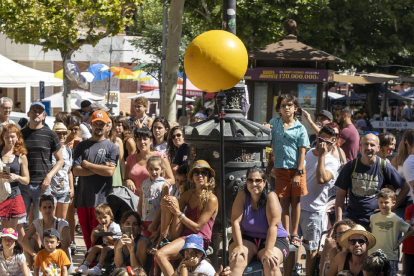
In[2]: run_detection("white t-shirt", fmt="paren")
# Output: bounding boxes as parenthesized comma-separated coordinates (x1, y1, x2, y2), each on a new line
(155, 142, 167, 154)
(175, 260, 216, 276)
(301, 149, 340, 212)
(103, 221, 122, 245)
(0, 252, 25, 276)
(79, 123, 92, 140)
(33, 217, 69, 247)
(403, 155, 414, 183)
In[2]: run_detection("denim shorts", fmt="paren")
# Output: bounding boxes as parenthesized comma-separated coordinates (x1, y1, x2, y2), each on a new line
(298, 209, 325, 251)
(18, 183, 51, 224)
(389, 260, 398, 276)
(52, 192, 71, 204)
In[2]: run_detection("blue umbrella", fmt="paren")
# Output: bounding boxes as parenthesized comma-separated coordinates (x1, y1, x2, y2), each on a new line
(87, 63, 109, 76)
(87, 63, 114, 82)
(92, 71, 114, 82)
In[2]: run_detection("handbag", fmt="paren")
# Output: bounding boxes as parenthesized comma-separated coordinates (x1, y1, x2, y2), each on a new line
(0, 159, 11, 203)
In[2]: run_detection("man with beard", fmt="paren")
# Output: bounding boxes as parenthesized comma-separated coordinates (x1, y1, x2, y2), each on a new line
(73, 110, 119, 249)
(336, 107, 359, 162)
(334, 133, 409, 230)
(327, 225, 376, 276)
(21, 102, 63, 223)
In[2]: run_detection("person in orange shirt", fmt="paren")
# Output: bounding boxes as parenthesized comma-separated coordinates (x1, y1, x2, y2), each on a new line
(33, 229, 71, 276)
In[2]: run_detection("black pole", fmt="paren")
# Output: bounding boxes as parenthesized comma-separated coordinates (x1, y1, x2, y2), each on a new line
(220, 0, 236, 267)
(182, 72, 187, 117)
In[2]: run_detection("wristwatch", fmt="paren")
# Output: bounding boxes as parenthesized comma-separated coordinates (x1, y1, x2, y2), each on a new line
(296, 169, 304, 175)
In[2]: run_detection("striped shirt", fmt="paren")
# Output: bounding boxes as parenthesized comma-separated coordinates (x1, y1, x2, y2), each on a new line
(21, 126, 61, 185)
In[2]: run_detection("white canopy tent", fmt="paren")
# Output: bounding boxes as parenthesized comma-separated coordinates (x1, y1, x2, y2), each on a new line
(127, 90, 195, 102)
(0, 54, 63, 112)
(39, 89, 105, 110)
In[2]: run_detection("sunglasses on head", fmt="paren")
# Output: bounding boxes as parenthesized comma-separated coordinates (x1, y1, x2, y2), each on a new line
(193, 170, 209, 177)
(172, 133, 182, 139)
(247, 178, 263, 184)
(348, 239, 367, 246)
(318, 137, 334, 145)
(364, 131, 379, 136)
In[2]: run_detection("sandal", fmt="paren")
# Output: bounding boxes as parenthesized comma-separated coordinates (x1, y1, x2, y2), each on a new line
(290, 234, 301, 248)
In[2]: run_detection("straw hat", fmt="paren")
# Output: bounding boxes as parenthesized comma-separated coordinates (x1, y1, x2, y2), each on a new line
(339, 224, 376, 250)
(188, 160, 215, 179)
(52, 122, 67, 132)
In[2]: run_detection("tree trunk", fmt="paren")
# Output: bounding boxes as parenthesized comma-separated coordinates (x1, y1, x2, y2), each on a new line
(161, 0, 185, 121)
(61, 51, 72, 112)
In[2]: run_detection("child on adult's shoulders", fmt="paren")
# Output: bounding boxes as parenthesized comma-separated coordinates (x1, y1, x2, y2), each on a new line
(33, 229, 71, 276)
(369, 188, 414, 276)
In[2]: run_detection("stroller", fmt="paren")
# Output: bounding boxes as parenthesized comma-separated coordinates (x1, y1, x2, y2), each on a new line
(75, 186, 151, 276)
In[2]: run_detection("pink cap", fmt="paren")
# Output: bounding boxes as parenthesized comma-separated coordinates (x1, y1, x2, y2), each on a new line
(1, 228, 18, 240)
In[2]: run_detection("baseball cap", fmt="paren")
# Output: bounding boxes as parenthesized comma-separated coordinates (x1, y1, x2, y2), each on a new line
(315, 110, 333, 121)
(43, 229, 60, 241)
(91, 110, 109, 124)
(1, 228, 18, 240)
(30, 101, 45, 111)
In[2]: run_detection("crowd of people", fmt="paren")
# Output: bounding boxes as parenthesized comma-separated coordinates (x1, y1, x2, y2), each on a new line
(0, 93, 412, 276)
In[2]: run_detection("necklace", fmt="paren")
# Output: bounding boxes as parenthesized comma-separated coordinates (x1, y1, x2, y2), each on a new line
(1, 252, 14, 274)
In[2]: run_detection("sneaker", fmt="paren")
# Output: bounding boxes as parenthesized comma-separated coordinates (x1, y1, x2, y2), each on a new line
(75, 264, 89, 275)
(75, 224, 82, 235)
(159, 238, 171, 248)
(88, 266, 102, 275)
(70, 241, 77, 255)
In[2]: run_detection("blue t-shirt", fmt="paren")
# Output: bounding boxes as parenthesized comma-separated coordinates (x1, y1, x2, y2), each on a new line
(335, 157, 405, 224)
(270, 117, 310, 169)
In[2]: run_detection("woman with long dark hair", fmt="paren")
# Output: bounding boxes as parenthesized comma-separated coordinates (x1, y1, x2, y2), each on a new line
(114, 116, 136, 161)
(229, 166, 289, 276)
(151, 117, 170, 154)
(106, 116, 125, 186)
(167, 126, 185, 163)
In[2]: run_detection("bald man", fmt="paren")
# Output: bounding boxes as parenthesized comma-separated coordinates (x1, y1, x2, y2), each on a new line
(334, 133, 409, 230)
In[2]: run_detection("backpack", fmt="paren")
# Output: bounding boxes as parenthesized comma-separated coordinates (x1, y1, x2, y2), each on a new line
(350, 157, 386, 180)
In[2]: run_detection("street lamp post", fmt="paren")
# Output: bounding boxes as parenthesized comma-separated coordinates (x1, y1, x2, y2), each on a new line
(219, 0, 236, 267)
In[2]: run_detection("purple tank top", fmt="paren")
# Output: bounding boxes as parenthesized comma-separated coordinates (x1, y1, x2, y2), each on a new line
(241, 193, 288, 239)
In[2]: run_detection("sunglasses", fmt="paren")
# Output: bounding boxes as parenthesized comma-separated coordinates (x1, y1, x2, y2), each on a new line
(364, 131, 379, 136)
(348, 239, 367, 246)
(247, 178, 263, 184)
(68, 128, 80, 131)
(56, 132, 67, 136)
(193, 170, 209, 177)
(172, 133, 182, 139)
(318, 137, 334, 145)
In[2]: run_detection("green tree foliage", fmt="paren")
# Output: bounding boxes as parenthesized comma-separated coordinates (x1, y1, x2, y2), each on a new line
(0, 0, 140, 110)
(131, 0, 414, 74)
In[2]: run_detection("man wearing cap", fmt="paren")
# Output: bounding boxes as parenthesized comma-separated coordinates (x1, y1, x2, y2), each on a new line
(327, 224, 376, 276)
(302, 109, 333, 135)
(73, 110, 119, 249)
(20, 102, 63, 223)
(0, 97, 19, 133)
(77, 100, 92, 122)
(334, 133, 409, 230)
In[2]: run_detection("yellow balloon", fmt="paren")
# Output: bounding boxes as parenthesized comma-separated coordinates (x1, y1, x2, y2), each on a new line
(184, 30, 248, 93)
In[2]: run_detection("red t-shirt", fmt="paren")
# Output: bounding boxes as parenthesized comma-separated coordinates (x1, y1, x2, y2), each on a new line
(403, 204, 414, 255)
(339, 124, 360, 162)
